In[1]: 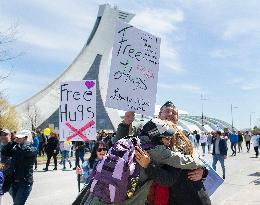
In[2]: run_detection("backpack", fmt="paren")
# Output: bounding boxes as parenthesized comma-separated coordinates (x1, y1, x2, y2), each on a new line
(89, 137, 140, 203)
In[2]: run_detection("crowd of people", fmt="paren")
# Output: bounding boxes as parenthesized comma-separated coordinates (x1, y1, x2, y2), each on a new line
(0, 101, 259, 205)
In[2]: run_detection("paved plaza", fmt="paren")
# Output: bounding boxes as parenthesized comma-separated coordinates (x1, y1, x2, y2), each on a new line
(3, 146, 260, 205)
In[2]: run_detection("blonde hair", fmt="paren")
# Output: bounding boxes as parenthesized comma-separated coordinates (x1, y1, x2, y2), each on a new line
(164, 120, 193, 155)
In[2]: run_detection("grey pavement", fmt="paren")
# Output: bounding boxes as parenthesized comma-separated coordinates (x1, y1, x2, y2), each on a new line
(3, 144, 260, 205)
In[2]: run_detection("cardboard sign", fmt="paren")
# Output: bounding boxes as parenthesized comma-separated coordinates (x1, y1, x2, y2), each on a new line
(106, 21, 161, 117)
(59, 81, 96, 141)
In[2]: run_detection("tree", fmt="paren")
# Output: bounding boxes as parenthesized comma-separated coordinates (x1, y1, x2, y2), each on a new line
(0, 25, 22, 96)
(253, 126, 260, 133)
(0, 97, 19, 130)
(26, 104, 41, 131)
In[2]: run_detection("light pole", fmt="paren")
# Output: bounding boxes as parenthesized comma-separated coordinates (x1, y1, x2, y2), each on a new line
(201, 93, 207, 127)
(231, 104, 238, 129)
(250, 112, 255, 129)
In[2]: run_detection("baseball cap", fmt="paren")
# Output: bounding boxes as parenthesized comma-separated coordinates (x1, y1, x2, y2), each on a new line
(16, 130, 32, 138)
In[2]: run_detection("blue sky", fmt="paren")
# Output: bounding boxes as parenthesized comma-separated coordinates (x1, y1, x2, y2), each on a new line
(1, 0, 260, 129)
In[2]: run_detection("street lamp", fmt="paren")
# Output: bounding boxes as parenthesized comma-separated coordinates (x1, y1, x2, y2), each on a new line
(250, 112, 255, 129)
(201, 93, 207, 127)
(231, 104, 238, 129)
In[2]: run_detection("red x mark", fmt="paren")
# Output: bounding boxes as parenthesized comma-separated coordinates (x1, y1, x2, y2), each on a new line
(66, 120, 95, 141)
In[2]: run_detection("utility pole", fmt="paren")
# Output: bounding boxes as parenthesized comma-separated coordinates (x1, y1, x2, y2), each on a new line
(231, 104, 238, 129)
(201, 93, 207, 127)
(250, 112, 255, 129)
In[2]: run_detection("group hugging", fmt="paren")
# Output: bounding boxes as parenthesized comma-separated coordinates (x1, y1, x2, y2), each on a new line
(73, 101, 211, 205)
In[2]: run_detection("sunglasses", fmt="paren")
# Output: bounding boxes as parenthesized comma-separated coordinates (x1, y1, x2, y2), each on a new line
(97, 148, 107, 152)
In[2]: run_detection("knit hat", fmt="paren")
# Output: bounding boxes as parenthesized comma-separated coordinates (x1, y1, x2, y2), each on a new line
(141, 118, 176, 144)
(160, 101, 175, 111)
(0, 129, 11, 136)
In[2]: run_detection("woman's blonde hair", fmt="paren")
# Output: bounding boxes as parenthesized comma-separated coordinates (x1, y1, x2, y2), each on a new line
(164, 120, 193, 155)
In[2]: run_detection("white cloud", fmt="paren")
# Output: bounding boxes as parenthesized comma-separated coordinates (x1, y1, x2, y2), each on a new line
(158, 83, 202, 93)
(222, 19, 260, 40)
(131, 8, 184, 37)
(209, 49, 234, 59)
(227, 77, 259, 91)
(0, 68, 51, 104)
(18, 24, 85, 52)
(132, 8, 185, 73)
(160, 42, 183, 72)
(240, 83, 259, 91)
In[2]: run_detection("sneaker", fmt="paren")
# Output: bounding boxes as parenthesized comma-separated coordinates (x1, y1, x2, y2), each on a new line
(53, 167, 57, 170)
(63, 167, 66, 170)
(43, 168, 48, 171)
(73, 167, 77, 170)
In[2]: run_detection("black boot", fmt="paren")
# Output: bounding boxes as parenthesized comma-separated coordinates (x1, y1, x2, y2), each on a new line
(53, 167, 57, 170)
(43, 167, 48, 171)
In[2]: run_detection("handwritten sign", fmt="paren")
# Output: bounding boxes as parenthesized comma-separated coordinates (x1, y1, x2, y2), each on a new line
(59, 81, 96, 141)
(201, 158, 224, 196)
(105, 21, 161, 116)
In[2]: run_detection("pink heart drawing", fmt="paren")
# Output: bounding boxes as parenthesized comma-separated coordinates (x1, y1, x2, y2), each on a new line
(85, 81, 95, 89)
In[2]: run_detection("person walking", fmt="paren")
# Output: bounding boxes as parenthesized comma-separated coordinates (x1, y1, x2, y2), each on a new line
(199, 132, 207, 157)
(229, 130, 238, 156)
(244, 131, 251, 152)
(73, 141, 85, 170)
(194, 131, 200, 150)
(62, 140, 72, 170)
(212, 131, 228, 179)
(43, 132, 59, 171)
(32, 132, 39, 170)
(237, 131, 243, 153)
(1, 130, 37, 205)
(251, 132, 259, 158)
(36, 130, 46, 156)
(207, 133, 213, 153)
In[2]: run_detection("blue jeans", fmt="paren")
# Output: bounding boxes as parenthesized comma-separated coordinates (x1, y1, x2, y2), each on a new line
(62, 150, 71, 168)
(201, 145, 206, 156)
(11, 181, 33, 205)
(212, 154, 225, 177)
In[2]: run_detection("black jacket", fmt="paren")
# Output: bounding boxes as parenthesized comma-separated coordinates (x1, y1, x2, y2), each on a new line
(145, 163, 211, 205)
(212, 137, 228, 156)
(74, 141, 85, 153)
(45, 137, 59, 154)
(1, 141, 37, 183)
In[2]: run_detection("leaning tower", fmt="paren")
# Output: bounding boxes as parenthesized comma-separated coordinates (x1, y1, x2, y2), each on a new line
(15, 4, 135, 130)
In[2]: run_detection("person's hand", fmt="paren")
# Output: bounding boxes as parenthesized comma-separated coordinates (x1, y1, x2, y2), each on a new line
(76, 166, 82, 175)
(224, 155, 227, 159)
(135, 146, 150, 168)
(188, 168, 204, 181)
(124, 111, 135, 125)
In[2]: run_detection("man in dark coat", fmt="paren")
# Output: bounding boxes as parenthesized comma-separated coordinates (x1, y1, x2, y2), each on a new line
(1, 130, 37, 205)
(212, 131, 228, 179)
(43, 132, 59, 171)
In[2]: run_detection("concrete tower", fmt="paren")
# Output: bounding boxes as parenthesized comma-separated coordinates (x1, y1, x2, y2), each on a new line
(15, 4, 135, 130)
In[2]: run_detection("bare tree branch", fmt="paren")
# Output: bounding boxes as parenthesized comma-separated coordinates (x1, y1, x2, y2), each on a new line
(26, 104, 41, 131)
(0, 24, 23, 95)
